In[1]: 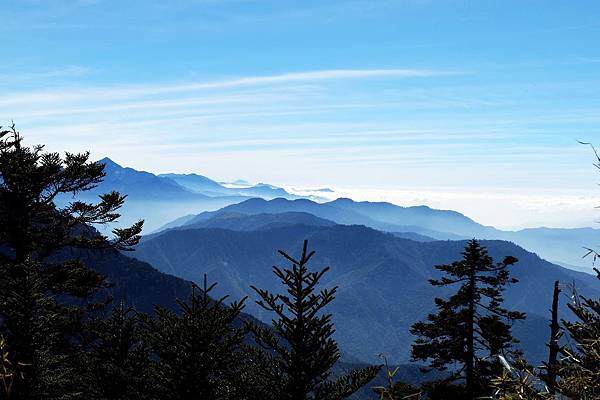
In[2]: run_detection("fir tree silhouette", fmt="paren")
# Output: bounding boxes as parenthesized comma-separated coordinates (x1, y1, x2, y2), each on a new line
(85, 303, 155, 400)
(140, 276, 248, 400)
(410, 239, 525, 399)
(248, 240, 380, 400)
(0, 124, 143, 398)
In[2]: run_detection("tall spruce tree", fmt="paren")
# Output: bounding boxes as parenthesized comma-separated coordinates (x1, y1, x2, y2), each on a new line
(140, 277, 248, 400)
(410, 239, 525, 399)
(0, 124, 143, 399)
(248, 240, 381, 400)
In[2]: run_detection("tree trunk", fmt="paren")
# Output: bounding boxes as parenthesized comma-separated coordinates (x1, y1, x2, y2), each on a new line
(465, 266, 476, 399)
(546, 280, 561, 393)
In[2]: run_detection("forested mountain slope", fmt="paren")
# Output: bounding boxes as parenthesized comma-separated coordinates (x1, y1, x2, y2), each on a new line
(133, 221, 599, 364)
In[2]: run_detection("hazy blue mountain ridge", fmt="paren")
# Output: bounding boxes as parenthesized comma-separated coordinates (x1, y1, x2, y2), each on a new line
(165, 197, 598, 271)
(90, 159, 598, 271)
(133, 221, 600, 364)
(78, 159, 328, 232)
(159, 173, 226, 195)
(57, 158, 248, 233)
(159, 172, 311, 200)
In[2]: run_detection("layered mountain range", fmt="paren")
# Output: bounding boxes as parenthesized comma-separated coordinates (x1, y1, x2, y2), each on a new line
(133, 211, 600, 364)
(58, 158, 319, 233)
(61, 157, 600, 382)
(152, 197, 599, 272)
(78, 157, 598, 274)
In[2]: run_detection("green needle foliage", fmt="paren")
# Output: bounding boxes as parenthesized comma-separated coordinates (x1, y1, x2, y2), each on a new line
(0, 124, 143, 399)
(410, 239, 525, 399)
(248, 240, 380, 400)
(558, 267, 600, 399)
(555, 147, 600, 399)
(140, 277, 248, 400)
(85, 303, 155, 400)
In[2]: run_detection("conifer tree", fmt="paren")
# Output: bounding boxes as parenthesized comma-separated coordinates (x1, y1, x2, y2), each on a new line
(140, 277, 248, 400)
(410, 239, 525, 399)
(556, 142, 600, 398)
(558, 267, 600, 399)
(0, 124, 143, 398)
(86, 303, 155, 400)
(248, 240, 381, 400)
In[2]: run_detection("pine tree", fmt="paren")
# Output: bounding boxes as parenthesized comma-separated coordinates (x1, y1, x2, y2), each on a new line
(558, 267, 600, 399)
(410, 239, 525, 399)
(0, 124, 143, 398)
(140, 277, 248, 400)
(554, 142, 600, 399)
(248, 240, 381, 400)
(85, 303, 155, 400)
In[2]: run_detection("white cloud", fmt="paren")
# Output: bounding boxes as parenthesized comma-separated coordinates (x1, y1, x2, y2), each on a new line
(0, 68, 450, 107)
(0, 65, 92, 85)
(180, 68, 450, 89)
(303, 186, 600, 230)
(1, 66, 597, 232)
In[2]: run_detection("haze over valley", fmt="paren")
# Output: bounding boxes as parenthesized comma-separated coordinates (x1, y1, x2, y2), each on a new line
(3, 1, 600, 398)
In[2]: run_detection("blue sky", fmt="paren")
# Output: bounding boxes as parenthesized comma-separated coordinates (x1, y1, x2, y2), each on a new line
(1, 0, 600, 228)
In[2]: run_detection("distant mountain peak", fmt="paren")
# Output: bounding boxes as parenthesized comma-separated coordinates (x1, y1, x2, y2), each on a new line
(159, 172, 220, 185)
(331, 197, 400, 208)
(269, 197, 301, 205)
(243, 197, 269, 205)
(254, 183, 276, 188)
(331, 197, 354, 203)
(97, 157, 122, 169)
(221, 179, 252, 186)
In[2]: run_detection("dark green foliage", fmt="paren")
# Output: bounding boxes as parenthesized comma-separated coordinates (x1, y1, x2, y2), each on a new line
(0, 124, 143, 399)
(539, 142, 600, 399)
(248, 240, 380, 400)
(0, 260, 79, 399)
(141, 277, 248, 400)
(85, 303, 154, 400)
(0, 125, 142, 263)
(410, 239, 525, 399)
(230, 344, 285, 400)
(558, 267, 600, 399)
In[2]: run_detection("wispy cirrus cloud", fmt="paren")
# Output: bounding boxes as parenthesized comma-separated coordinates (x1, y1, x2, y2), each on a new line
(1, 65, 597, 233)
(0, 68, 452, 106)
(181, 68, 451, 88)
(0, 65, 92, 85)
